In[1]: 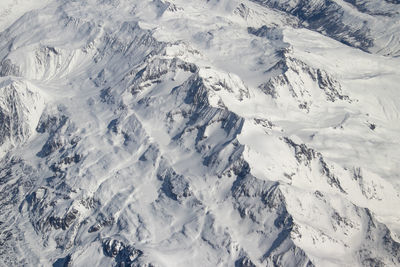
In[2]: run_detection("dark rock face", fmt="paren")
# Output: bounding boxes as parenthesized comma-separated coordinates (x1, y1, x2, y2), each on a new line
(36, 107, 80, 158)
(235, 256, 256, 267)
(251, 0, 371, 50)
(259, 54, 351, 112)
(251, 0, 400, 56)
(158, 167, 192, 201)
(102, 238, 143, 266)
(343, 0, 400, 16)
(53, 254, 72, 267)
(248, 25, 284, 42)
(0, 0, 399, 266)
(0, 59, 20, 77)
(88, 213, 115, 233)
(36, 112, 68, 134)
(353, 208, 400, 266)
(231, 174, 315, 266)
(284, 137, 346, 193)
(48, 209, 79, 230)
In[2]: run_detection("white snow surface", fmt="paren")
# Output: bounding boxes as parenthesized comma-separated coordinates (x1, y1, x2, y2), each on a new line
(0, 0, 399, 266)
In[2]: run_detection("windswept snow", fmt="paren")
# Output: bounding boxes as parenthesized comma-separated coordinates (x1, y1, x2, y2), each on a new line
(0, 0, 400, 266)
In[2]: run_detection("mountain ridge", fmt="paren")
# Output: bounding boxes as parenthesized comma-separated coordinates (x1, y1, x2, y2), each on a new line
(0, 0, 399, 266)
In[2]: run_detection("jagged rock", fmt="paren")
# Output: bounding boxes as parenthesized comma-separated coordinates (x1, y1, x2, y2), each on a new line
(248, 25, 284, 42)
(284, 137, 346, 193)
(284, 137, 316, 165)
(102, 238, 143, 265)
(252, 0, 400, 56)
(100, 87, 115, 104)
(234, 3, 250, 20)
(0, 0, 399, 266)
(159, 168, 192, 201)
(0, 79, 44, 149)
(0, 59, 20, 77)
(88, 213, 115, 233)
(260, 55, 351, 111)
(48, 209, 79, 230)
(235, 256, 256, 267)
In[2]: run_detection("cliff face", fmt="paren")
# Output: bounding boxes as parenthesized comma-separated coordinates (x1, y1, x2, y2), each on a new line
(0, 1, 399, 266)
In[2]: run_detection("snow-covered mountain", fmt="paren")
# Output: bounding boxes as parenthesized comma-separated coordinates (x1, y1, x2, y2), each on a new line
(0, 0, 400, 266)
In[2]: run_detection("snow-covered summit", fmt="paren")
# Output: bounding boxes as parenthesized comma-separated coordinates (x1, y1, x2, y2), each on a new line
(0, 0, 400, 266)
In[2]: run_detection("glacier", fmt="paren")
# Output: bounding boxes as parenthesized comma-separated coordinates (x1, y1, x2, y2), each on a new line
(0, 0, 400, 266)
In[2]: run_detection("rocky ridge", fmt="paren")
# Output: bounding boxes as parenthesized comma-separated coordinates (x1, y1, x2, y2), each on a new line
(0, 0, 399, 266)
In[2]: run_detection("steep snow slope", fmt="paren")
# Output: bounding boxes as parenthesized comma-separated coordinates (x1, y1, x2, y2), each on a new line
(0, 0, 399, 266)
(0, 0, 53, 31)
